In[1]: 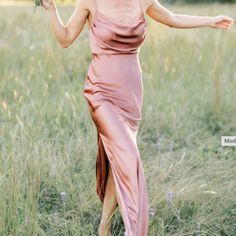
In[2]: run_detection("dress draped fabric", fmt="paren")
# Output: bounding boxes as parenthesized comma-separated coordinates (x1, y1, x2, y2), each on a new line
(83, 0, 149, 235)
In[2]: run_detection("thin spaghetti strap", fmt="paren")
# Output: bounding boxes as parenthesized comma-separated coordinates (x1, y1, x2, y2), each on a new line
(94, 0, 98, 11)
(138, 0, 144, 14)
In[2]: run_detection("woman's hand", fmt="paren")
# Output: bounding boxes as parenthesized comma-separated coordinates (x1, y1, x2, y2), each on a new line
(209, 15, 234, 29)
(41, 0, 55, 11)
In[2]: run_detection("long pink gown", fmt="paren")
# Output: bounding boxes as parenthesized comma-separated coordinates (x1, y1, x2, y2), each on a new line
(83, 0, 149, 235)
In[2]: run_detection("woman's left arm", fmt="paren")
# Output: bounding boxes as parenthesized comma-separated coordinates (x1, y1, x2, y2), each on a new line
(144, 0, 234, 29)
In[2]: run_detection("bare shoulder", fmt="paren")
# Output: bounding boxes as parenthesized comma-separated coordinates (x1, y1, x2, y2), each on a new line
(74, 0, 95, 13)
(141, 0, 156, 13)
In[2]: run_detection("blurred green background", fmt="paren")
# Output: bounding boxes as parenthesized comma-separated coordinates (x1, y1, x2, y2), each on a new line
(0, 1, 236, 236)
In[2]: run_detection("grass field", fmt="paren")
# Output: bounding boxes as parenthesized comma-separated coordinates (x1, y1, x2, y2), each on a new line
(0, 2, 236, 235)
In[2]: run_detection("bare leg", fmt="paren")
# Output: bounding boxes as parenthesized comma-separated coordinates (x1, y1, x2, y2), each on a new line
(99, 162, 118, 236)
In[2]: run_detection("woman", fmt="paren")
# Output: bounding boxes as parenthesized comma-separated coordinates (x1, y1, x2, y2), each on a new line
(41, 0, 233, 235)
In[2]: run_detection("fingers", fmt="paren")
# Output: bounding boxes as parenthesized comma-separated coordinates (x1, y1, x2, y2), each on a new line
(224, 16, 234, 23)
(41, 0, 55, 10)
(41, 0, 45, 7)
(215, 22, 232, 29)
(214, 15, 234, 29)
(41, 0, 50, 9)
(220, 21, 232, 27)
(221, 15, 234, 26)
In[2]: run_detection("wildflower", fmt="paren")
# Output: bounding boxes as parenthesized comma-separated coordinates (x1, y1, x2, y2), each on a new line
(34, 0, 42, 14)
(149, 207, 155, 217)
(166, 191, 180, 220)
(60, 192, 66, 199)
(166, 191, 173, 202)
(167, 143, 174, 151)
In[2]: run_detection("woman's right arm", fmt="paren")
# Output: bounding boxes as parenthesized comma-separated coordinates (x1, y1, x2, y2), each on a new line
(41, 0, 90, 48)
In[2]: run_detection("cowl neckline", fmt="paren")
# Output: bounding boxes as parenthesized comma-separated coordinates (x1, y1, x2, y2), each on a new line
(89, 10, 146, 29)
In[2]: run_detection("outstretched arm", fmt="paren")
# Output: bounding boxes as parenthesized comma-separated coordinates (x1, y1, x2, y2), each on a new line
(144, 0, 234, 29)
(41, 0, 89, 48)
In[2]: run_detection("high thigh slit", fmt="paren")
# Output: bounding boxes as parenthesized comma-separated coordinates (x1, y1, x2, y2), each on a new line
(95, 126, 118, 208)
(83, 0, 149, 235)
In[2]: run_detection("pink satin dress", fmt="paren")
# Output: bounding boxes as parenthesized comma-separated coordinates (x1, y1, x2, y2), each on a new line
(83, 0, 149, 235)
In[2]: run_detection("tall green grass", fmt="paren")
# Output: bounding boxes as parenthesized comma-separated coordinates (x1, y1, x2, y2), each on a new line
(0, 3, 236, 235)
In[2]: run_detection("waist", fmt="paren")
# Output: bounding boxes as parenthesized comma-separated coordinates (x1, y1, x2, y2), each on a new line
(88, 53, 142, 79)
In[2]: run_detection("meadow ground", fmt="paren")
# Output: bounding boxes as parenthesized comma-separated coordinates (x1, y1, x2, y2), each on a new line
(0, 2, 236, 235)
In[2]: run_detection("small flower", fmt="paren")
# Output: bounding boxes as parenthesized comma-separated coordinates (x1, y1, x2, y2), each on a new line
(167, 143, 174, 151)
(34, 0, 42, 14)
(60, 192, 66, 199)
(51, 212, 59, 222)
(166, 191, 173, 202)
(149, 207, 155, 217)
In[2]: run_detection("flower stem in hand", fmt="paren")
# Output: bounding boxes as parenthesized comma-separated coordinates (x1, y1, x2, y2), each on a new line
(34, 0, 42, 14)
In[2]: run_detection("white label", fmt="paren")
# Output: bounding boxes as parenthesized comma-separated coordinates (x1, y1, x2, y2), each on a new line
(221, 136, 236, 146)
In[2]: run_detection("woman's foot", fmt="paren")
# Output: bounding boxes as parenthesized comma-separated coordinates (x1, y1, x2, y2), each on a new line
(98, 219, 112, 236)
